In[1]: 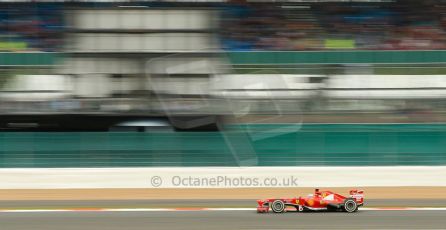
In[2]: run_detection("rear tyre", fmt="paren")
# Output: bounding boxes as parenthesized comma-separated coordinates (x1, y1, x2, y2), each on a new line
(343, 198, 358, 213)
(271, 200, 286, 213)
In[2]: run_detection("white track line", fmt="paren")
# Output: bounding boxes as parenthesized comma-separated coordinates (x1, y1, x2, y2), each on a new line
(205, 208, 256, 211)
(362, 208, 446, 211)
(1, 207, 446, 213)
(105, 208, 173, 212)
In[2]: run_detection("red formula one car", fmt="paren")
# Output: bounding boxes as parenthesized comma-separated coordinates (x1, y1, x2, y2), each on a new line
(257, 189, 364, 213)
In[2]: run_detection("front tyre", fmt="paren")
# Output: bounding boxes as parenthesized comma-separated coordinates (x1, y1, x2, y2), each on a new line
(343, 198, 358, 213)
(271, 200, 286, 213)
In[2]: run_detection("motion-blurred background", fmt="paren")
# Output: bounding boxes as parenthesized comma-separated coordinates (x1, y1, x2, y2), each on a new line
(0, 0, 446, 167)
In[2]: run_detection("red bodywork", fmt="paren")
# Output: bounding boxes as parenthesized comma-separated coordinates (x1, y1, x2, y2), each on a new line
(257, 189, 364, 213)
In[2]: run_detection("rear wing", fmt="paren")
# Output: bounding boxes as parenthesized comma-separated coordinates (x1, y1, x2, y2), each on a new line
(349, 190, 364, 203)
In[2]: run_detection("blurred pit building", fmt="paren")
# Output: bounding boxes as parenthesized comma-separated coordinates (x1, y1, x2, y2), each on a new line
(0, 0, 445, 167)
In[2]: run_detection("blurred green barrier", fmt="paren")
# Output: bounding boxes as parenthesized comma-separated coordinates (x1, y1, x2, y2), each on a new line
(0, 124, 446, 167)
(227, 51, 446, 64)
(0, 52, 59, 66)
(2, 50, 446, 66)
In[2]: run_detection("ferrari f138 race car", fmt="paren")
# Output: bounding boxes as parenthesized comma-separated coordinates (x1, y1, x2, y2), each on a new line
(257, 189, 364, 213)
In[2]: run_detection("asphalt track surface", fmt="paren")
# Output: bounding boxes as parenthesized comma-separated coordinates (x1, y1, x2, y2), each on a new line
(1, 200, 446, 229)
(1, 210, 446, 230)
